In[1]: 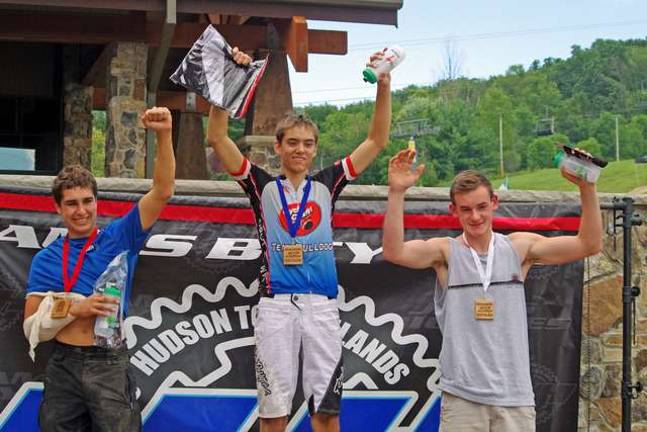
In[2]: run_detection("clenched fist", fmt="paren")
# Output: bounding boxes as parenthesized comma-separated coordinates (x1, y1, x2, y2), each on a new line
(141, 106, 172, 132)
(231, 47, 252, 66)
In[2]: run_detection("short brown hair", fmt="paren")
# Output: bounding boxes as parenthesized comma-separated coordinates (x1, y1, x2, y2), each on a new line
(275, 112, 319, 144)
(52, 165, 97, 204)
(450, 170, 493, 204)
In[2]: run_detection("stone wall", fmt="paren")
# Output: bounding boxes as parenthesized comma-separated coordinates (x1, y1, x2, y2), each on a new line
(62, 45, 92, 169)
(237, 135, 281, 174)
(579, 205, 647, 431)
(62, 84, 93, 168)
(104, 42, 148, 178)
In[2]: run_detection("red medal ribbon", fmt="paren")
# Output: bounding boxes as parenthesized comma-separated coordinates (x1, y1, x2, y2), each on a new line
(62, 228, 98, 293)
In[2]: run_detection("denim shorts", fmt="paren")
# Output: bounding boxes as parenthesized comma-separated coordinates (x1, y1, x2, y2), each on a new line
(39, 341, 141, 432)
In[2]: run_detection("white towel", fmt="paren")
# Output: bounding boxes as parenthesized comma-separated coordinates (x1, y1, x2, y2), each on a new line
(23, 292, 86, 361)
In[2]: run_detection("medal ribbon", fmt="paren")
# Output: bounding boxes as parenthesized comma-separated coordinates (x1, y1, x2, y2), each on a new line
(276, 177, 312, 238)
(62, 228, 98, 293)
(463, 233, 495, 292)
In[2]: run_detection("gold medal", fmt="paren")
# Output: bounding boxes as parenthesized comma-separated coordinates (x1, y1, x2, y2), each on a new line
(51, 297, 71, 319)
(474, 298, 495, 320)
(282, 244, 304, 265)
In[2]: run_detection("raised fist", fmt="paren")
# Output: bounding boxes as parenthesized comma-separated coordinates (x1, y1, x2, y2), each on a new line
(141, 106, 172, 132)
(231, 47, 252, 66)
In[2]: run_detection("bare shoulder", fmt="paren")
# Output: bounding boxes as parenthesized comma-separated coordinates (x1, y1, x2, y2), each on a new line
(508, 231, 544, 245)
(426, 236, 450, 248)
(425, 236, 450, 263)
(507, 231, 544, 262)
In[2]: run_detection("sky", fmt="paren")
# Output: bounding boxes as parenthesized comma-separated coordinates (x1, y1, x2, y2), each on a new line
(289, 0, 647, 106)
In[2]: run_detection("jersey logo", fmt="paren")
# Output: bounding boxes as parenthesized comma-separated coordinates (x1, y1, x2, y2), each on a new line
(278, 201, 322, 236)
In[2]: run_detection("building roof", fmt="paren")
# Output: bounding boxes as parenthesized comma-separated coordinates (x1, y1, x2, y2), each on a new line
(0, 0, 403, 25)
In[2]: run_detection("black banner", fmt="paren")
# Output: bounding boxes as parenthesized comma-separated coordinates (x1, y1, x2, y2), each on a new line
(0, 186, 583, 431)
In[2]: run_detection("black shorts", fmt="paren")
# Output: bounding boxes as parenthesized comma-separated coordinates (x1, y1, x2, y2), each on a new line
(39, 341, 141, 432)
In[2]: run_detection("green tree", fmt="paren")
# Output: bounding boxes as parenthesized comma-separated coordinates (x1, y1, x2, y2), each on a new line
(590, 112, 617, 158)
(91, 127, 105, 177)
(526, 133, 570, 170)
(575, 137, 602, 156)
(620, 121, 647, 158)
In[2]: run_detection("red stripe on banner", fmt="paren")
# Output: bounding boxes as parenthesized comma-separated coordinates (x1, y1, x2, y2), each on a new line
(332, 213, 581, 231)
(0, 193, 257, 224)
(0, 193, 58, 212)
(0, 192, 580, 231)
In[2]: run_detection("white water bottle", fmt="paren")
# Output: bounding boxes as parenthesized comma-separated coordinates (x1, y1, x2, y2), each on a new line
(362, 45, 406, 84)
(553, 148, 604, 184)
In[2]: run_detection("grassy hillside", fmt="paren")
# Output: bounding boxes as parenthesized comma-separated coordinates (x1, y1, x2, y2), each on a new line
(442, 159, 647, 193)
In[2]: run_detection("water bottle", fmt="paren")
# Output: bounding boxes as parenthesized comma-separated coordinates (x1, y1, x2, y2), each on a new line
(362, 45, 406, 84)
(553, 149, 603, 183)
(408, 136, 417, 169)
(94, 282, 121, 339)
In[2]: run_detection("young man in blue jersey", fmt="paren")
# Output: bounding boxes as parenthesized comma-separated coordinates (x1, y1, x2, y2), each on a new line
(382, 149, 602, 431)
(207, 48, 392, 432)
(23, 107, 175, 432)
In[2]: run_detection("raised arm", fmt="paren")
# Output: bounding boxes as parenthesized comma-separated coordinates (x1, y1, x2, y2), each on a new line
(349, 51, 392, 175)
(206, 106, 245, 173)
(206, 47, 251, 174)
(382, 149, 447, 270)
(511, 169, 603, 267)
(138, 107, 176, 230)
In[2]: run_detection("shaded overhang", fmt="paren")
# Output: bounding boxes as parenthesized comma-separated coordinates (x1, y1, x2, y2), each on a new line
(0, 0, 403, 111)
(0, 0, 403, 25)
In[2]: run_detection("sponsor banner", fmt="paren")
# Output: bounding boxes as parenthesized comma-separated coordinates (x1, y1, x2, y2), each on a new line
(0, 186, 582, 431)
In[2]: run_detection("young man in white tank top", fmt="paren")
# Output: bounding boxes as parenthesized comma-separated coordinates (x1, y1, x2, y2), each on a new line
(382, 149, 602, 431)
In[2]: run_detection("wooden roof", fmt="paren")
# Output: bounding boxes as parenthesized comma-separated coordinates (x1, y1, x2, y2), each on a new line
(0, 0, 403, 25)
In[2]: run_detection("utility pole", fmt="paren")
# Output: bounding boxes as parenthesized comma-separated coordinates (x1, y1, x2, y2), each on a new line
(499, 113, 504, 177)
(615, 115, 620, 161)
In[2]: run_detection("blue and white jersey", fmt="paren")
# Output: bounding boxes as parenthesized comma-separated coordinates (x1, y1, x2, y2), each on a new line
(232, 157, 357, 297)
(26, 204, 150, 315)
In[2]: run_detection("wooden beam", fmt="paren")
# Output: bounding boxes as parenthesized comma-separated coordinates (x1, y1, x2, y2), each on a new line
(93, 87, 210, 113)
(0, 0, 401, 26)
(0, 11, 146, 45)
(229, 15, 250, 26)
(148, 23, 268, 50)
(279, 16, 309, 72)
(0, 12, 347, 55)
(81, 45, 112, 87)
(308, 29, 348, 55)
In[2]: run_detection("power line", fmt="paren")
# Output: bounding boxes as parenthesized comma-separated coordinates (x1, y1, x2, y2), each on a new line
(294, 95, 375, 106)
(295, 20, 647, 102)
(348, 19, 647, 52)
(293, 82, 420, 95)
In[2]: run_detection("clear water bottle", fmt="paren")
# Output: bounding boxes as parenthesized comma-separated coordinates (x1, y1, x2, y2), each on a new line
(94, 283, 121, 339)
(362, 45, 406, 84)
(553, 149, 603, 183)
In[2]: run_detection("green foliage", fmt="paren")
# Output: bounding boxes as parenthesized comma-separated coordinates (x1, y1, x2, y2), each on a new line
(229, 118, 246, 143)
(297, 38, 647, 191)
(526, 133, 569, 170)
(91, 111, 107, 177)
(575, 137, 602, 156)
(489, 159, 647, 193)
